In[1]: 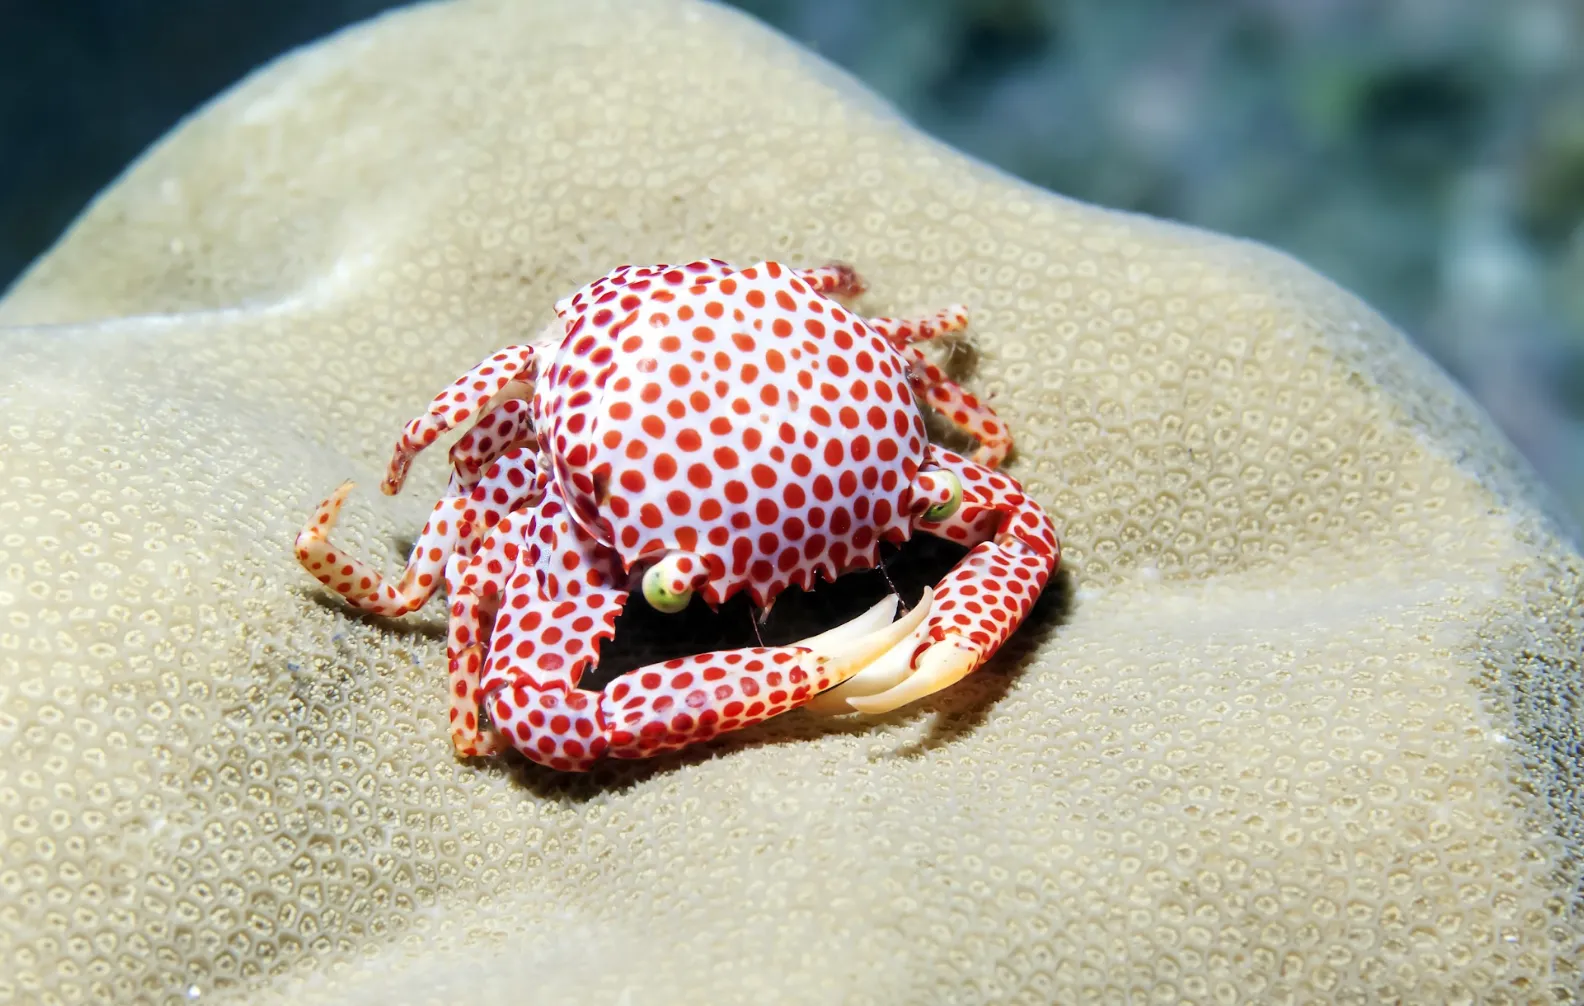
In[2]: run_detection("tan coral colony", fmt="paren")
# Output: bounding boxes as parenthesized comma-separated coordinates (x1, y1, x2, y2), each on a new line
(0, 0, 1581, 1003)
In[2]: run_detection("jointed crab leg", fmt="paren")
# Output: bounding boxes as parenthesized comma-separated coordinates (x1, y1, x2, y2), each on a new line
(867, 305, 970, 346)
(449, 479, 624, 764)
(446, 395, 537, 494)
(295, 480, 463, 618)
(909, 358, 1012, 468)
(295, 446, 547, 618)
(794, 262, 866, 298)
(381, 336, 551, 496)
(798, 266, 1005, 469)
(866, 304, 1012, 468)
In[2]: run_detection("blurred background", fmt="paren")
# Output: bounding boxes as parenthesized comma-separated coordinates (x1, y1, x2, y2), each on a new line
(3, 0, 1582, 526)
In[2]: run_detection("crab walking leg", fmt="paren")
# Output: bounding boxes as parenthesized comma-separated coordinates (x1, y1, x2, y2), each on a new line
(445, 464, 596, 677)
(294, 446, 547, 618)
(867, 304, 970, 345)
(295, 481, 464, 617)
(864, 305, 1011, 467)
(380, 338, 548, 496)
(794, 262, 867, 298)
(810, 447, 1060, 715)
(445, 393, 537, 493)
(444, 515, 534, 757)
(902, 346, 1012, 468)
(434, 548, 506, 757)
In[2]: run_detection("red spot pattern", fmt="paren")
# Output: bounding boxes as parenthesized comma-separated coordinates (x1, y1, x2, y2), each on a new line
(381, 344, 540, 496)
(596, 646, 837, 759)
(543, 260, 934, 608)
(293, 259, 1061, 771)
(447, 396, 536, 492)
(905, 448, 1061, 669)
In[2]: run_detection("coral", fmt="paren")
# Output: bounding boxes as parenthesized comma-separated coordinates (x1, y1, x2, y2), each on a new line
(0, 0, 1580, 1002)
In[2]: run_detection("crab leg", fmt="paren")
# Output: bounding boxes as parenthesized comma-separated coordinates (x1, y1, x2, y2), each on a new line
(914, 367, 1011, 468)
(867, 305, 970, 345)
(806, 447, 1059, 715)
(446, 395, 537, 493)
(295, 446, 547, 618)
(449, 479, 626, 766)
(295, 480, 460, 618)
(381, 334, 553, 496)
(907, 351, 1011, 468)
(867, 305, 1011, 467)
(794, 262, 866, 298)
(444, 513, 535, 757)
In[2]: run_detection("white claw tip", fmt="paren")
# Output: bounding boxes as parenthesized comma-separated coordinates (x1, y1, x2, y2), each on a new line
(844, 639, 979, 715)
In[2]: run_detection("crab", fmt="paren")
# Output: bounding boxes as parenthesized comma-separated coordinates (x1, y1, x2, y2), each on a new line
(295, 259, 1060, 771)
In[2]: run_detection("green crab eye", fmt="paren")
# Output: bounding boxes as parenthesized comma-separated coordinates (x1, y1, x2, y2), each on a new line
(923, 472, 963, 522)
(642, 561, 694, 613)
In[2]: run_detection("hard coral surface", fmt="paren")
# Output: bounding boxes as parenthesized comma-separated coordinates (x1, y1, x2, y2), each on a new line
(1, 0, 1581, 1003)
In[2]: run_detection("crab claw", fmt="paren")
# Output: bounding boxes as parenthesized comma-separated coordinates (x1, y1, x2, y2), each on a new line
(380, 341, 543, 497)
(801, 587, 935, 714)
(803, 587, 986, 715)
(804, 447, 1060, 716)
(800, 592, 932, 683)
(801, 580, 1023, 717)
(474, 576, 934, 770)
(844, 638, 979, 714)
(585, 591, 932, 764)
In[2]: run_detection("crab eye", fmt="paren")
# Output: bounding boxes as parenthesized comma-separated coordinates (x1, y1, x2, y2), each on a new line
(923, 472, 963, 522)
(642, 561, 694, 613)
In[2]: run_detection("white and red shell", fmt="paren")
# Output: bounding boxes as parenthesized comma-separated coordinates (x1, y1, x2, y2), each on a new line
(540, 259, 928, 608)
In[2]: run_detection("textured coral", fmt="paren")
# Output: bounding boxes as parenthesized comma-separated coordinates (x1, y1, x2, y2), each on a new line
(1, 0, 1582, 1003)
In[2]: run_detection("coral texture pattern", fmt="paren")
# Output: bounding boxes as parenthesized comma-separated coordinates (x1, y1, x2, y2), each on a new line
(1, 0, 1582, 1003)
(295, 256, 1059, 769)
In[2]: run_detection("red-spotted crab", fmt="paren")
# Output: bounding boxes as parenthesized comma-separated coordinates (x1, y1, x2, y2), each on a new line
(296, 259, 1060, 771)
